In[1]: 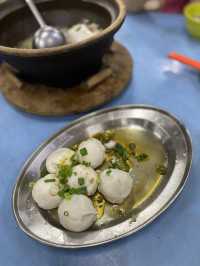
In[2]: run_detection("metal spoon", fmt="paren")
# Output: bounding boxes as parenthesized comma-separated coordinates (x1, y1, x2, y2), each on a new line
(25, 0, 66, 49)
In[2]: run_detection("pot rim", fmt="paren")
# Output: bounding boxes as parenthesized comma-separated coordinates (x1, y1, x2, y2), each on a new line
(0, 0, 126, 57)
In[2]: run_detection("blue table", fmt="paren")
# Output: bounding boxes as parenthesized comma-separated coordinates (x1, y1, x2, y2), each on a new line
(0, 13, 199, 266)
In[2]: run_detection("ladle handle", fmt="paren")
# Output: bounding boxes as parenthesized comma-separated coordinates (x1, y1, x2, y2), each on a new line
(25, 0, 46, 28)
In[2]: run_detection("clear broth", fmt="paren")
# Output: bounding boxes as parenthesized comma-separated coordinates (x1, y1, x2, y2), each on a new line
(42, 127, 168, 230)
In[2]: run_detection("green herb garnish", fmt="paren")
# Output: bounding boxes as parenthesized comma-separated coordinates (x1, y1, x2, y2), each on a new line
(71, 154, 79, 166)
(78, 177, 85, 186)
(80, 148, 88, 156)
(58, 184, 70, 197)
(110, 206, 126, 218)
(58, 185, 87, 199)
(115, 143, 129, 160)
(44, 179, 56, 183)
(58, 165, 73, 184)
(71, 143, 79, 151)
(82, 161, 91, 167)
(109, 158, 130, 172)
(95, 131, 114, 143)
(156, 165, 167, 175)
(129, 143, 136, 155)
(58, 190, 65, 198)
(106, 169, 112, 176)
(70, 186, 87, 195)
(135, 153, 149, 162)
(64, 192, 72, 200)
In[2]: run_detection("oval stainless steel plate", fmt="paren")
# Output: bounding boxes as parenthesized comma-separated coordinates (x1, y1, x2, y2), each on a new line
(12, 105, 192, 248)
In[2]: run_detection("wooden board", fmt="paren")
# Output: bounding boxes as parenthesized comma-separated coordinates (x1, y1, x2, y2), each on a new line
(0, 42, 133, 116)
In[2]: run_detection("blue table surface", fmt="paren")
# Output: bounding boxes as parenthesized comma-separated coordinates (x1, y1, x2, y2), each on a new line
(1, 12, 200, 266)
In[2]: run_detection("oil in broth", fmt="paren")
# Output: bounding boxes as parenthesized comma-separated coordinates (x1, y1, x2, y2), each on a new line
(95, 127, 168, 227)
(38, 127, 168, 230)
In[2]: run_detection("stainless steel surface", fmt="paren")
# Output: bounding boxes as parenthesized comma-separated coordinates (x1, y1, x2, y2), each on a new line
(25, 0, 45, 27)
(12, 105, 192, 248)
(32, 26, 66, 49)
(25, 0, 66, 48)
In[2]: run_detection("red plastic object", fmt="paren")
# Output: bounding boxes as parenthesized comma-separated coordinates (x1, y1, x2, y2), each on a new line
(168, 52, 200, 71)
(162, 0, 189, 13)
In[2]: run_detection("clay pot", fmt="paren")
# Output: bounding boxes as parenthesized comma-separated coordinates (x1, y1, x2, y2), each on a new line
(0, 0, 126, 86)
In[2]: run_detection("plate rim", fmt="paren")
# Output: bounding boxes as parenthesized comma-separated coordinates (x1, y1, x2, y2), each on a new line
(12, 104, 193, 248)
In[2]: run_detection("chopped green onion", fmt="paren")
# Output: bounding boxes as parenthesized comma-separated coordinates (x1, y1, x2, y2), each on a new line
(71, 144, 79, 151)
(95, 131, 114, 143)
(129, 143, 136, 151)
(58, 190, 65, 198)
(58, 184, 70, 197)
(44, 179, 56, 183)
(129, 143, 136, 155)
(106, 169, 112, 176)
(82, 161, 91, 167)
(71, 154, 79, 166)
(109, 158, 130, 172)
(115, 143, 129, 160)
(110, 206, 126, 218)
(58, 186, 87, 198)
(80, 148, 88, 156)
(156, 165, 167, 175)
(64, 192, 72, 200)
(58, 165, 73, 184)
(78, 177, 85, 186)
(70, 186, 87, 195)
(135, 153, 149, 162)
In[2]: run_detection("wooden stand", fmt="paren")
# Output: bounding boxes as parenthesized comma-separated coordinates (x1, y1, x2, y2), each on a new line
(0, 42, 133, 116)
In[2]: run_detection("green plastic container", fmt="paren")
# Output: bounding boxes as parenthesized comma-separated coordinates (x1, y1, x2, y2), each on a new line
(184, 2, 200, 39)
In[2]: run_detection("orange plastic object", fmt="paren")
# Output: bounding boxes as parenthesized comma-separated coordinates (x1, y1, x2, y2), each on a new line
(168, 52, 200, 71)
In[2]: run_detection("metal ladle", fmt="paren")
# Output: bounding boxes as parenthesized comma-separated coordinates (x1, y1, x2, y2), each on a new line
(25, 0, 66, 49)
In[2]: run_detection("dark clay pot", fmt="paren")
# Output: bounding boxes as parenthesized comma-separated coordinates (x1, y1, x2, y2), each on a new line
(0, 0, 126, 87)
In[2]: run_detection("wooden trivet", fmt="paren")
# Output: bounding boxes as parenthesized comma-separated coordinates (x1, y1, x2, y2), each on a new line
(0, 42, 133, 116)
